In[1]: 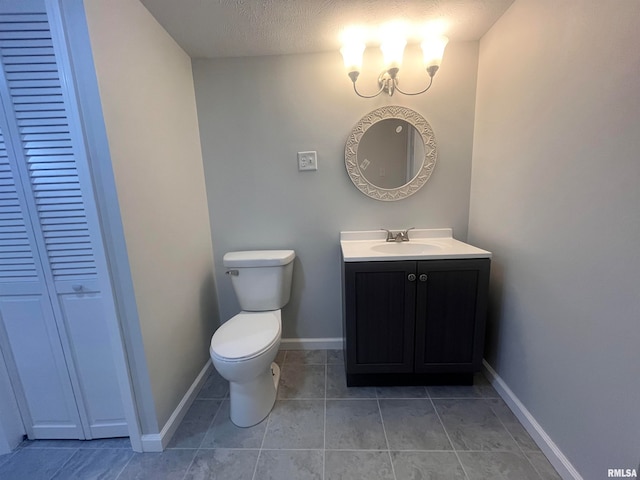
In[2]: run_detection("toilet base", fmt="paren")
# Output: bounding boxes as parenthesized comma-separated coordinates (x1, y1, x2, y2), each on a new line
(229, 362, 280, 428)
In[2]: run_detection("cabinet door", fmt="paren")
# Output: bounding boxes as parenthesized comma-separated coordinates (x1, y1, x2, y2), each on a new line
(414, 259, 490, 373)
(344, 261, 416, 374)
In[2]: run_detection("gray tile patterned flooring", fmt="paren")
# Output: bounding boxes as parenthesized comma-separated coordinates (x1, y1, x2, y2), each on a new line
(0, 349, 562, 479)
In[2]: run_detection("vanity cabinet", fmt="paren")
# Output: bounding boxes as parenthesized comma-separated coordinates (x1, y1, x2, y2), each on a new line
(342, 258, 490, 386)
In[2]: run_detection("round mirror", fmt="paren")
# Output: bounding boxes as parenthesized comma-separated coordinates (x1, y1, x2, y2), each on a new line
(345, 106, 437, 201)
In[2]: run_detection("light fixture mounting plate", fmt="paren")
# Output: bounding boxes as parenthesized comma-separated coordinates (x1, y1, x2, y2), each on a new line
(377, 71, 397, 96)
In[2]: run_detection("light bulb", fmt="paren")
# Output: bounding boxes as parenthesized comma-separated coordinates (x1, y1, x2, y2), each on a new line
(421, 35, 449, 73)
(380, 36, 406, 71)
(340, 41, 365, 74)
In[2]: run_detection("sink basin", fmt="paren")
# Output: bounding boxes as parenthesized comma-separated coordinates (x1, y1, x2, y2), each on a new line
(371, 242, 444, 255)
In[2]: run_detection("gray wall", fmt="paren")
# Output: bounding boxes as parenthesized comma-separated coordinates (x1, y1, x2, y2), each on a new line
(83, 0, 218, 429)
(469, 0, 640, 476)
(193, 42, 479, 338)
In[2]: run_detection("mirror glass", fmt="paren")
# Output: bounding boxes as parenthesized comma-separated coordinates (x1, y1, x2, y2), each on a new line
(357, 119, 425, 189)
(345, 106, 437, 201)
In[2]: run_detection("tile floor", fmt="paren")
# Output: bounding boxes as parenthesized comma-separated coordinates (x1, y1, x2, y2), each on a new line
(0, 349, 562, 480)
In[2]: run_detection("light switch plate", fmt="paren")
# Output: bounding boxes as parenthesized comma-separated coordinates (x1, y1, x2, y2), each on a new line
(298, 151, 318, 171)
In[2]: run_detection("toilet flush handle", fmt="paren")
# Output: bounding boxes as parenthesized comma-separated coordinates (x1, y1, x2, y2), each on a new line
(225, 270, 239, 276)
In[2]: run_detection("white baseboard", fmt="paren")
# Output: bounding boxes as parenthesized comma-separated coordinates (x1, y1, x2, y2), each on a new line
(279, 337, 343, 350)
(141, 360, 213, 452)
(139, 433, 163, 453)
(482, 360, 582, 480)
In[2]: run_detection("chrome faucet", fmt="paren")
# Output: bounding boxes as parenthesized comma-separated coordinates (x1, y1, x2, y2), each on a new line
(382, 227, 415, 242)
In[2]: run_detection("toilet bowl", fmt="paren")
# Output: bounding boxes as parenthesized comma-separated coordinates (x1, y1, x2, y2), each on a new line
(209, 250, 294, 428)
(210, 310, 282, 427)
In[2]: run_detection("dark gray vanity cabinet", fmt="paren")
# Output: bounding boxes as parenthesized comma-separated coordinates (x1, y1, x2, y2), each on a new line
(342, 258, 490, 386)
(343, 261, 417, 375)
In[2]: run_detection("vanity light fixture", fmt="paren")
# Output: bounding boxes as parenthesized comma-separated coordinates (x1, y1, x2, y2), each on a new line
(340, 26, 449, 98)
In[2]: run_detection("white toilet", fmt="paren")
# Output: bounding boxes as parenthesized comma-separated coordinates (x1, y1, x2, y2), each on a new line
(209, 249, 295, 427)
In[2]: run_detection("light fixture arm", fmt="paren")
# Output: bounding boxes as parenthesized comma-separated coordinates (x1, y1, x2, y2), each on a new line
(348, 65, 439, 98)
(393, 67, 437, 96)
(348, 71, 387, 98)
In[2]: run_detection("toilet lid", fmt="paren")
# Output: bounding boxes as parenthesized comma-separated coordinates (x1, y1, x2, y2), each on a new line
(210, 311, 280, 361)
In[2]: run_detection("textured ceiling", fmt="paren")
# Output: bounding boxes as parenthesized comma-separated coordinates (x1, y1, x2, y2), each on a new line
(139, 0, 515, 59)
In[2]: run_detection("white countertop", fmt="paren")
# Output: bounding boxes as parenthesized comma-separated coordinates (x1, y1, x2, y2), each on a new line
(340, 228, 492, 262)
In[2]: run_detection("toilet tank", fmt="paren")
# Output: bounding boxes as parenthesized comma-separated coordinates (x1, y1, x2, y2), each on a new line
(223, 250, 295, 311)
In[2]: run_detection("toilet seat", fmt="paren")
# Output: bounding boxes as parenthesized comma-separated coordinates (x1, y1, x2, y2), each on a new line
(210, 310, 281, 362)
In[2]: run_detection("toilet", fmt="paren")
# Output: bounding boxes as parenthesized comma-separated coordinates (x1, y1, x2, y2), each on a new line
(209, 249, 295, 427)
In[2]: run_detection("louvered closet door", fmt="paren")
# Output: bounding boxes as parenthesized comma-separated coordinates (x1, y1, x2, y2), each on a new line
(0, 1, 127, 439)
(0, 125, 84, 439)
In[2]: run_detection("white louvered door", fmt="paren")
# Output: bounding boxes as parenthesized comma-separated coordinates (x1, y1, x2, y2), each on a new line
(0, 1, 127, 439)
(0, 125, 85, 440)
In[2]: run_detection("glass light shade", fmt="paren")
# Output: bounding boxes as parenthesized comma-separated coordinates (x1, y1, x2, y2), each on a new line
(421, 35, 449, 69)
(380, 37, 406, 70)
(340, 41, 365, 73)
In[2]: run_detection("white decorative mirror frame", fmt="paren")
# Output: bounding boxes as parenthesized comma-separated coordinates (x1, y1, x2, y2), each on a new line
(345, 106, 437, 201)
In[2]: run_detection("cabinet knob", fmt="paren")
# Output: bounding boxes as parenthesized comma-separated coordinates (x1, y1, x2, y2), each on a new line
(419, 274, 428, 282)
(72, 284, 84, 292)
(407, 273, 416, 282)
